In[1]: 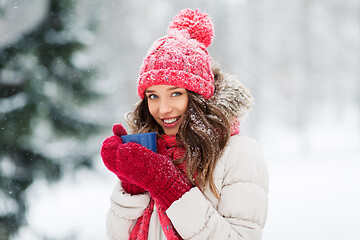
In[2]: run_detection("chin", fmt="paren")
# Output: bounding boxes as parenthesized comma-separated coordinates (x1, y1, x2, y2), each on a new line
(164, 129, 179, 136)
(165, 132, 177, 136)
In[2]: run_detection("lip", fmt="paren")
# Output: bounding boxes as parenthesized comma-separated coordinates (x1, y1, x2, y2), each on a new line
(161, 116, 181, 128)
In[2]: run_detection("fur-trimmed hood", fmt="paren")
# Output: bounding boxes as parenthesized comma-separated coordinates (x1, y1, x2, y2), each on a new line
(209, 69, 254, 134)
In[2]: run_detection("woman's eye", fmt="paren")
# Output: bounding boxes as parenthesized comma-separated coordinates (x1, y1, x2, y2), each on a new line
(171, 92, 181, 97)
(148, 94, 158, 100)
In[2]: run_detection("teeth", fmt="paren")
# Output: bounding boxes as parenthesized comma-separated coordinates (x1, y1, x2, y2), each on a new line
(163, 117, 178, 124)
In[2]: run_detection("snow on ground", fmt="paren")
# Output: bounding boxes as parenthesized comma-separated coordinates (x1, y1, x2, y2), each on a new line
(264, 158, 360, 240)
(13, 162, 117, 240)
(261, 105, 360, 240)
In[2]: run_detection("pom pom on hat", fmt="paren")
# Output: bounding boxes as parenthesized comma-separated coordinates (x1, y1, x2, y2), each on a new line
(137, 9, 215, 100)
(168, 8, 214, 48)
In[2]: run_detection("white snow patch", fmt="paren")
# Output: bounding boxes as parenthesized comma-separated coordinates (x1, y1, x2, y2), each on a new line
(14, 164, 117, 240)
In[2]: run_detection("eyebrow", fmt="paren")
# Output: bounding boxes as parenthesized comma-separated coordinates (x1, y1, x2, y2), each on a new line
(145, 86, 182, 93)
(144, 89, 155, 93)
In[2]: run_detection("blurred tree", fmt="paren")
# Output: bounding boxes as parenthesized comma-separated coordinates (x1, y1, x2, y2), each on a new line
(0, 0, 101, 238)
(0, 1, 6, 18)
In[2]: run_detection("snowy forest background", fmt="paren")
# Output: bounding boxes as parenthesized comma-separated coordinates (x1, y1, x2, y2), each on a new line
(0, 0, 359, 239)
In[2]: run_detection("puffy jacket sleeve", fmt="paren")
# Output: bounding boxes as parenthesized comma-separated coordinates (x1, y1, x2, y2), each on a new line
(106, 181, 150, 240)
(166, 135, 269, 240)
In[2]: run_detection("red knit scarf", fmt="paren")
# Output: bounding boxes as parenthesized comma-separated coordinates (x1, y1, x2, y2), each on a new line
(129, 135, 185, 240)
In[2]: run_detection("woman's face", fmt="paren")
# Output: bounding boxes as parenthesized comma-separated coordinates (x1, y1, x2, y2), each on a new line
(145, 85, 189, 136)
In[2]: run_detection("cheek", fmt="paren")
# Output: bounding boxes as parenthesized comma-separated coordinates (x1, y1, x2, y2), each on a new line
(180, 98, 189, 114)
(147, 102, 157, 118)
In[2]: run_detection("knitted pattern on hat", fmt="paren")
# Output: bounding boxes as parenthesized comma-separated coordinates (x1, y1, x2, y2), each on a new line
(138, 8, 215, 99)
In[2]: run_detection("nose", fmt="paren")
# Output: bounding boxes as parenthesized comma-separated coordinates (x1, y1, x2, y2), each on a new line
(158, 99, 172, 115)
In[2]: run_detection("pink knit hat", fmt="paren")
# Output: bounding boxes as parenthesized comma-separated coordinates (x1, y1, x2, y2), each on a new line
(137, 9, 215, 100)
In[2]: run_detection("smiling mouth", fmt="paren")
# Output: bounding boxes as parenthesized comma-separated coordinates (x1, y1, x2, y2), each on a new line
(162, 116, 181, 124)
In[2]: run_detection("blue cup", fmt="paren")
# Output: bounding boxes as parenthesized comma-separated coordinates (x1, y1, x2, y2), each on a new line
(121, 132, 157, 153)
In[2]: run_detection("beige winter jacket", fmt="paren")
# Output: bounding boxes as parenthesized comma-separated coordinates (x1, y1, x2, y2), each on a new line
(106, 134, 269, 239)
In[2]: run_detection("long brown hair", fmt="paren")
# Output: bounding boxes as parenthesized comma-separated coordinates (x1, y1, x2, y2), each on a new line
(126, 68, 231, 199)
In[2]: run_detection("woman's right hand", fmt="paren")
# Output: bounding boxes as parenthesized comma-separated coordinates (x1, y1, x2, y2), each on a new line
(101, 124, 146, 195)
(101, 124, 127, 173)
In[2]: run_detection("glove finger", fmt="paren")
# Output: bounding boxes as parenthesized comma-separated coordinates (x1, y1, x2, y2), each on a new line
(113, 123, 127, 137)
(101, 136, 123, 173)
(117, 142, 145, 155)
(116, 142, 154, 179)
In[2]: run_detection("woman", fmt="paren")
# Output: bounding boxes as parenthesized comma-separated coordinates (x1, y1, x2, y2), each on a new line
(101, 9, 268, 240)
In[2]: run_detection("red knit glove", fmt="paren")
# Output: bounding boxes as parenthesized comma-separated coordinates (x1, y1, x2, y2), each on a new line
(115, 142, 193, 210)
(101, 124, 146, 195)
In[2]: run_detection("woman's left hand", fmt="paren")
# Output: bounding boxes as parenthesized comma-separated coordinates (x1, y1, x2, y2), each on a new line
(115, 142, 193, 210)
